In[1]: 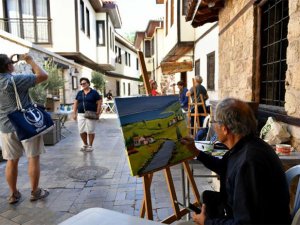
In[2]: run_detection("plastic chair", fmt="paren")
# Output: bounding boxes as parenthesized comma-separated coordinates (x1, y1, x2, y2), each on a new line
(286, 165, 300, 218)
(292, 208, 300, 225)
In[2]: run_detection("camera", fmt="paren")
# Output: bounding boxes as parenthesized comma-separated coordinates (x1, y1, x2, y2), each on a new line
(10, 54, 25, 64)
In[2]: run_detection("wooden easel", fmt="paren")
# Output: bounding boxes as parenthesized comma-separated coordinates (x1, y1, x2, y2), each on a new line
(187, 78, 208, 138)
(139, 161, 201, 223)
(137, 51, 202, 222)
(137, 50, 151, 95)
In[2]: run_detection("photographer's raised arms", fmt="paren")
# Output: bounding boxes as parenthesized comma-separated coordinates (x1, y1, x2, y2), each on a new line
(0, 53, 49, 204)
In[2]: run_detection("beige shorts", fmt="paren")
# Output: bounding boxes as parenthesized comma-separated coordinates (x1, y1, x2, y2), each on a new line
(1, 132, 45, 160)
(77, 113, 96, 134)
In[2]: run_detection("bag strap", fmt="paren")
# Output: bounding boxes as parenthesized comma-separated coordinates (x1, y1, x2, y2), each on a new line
(10, 77, 23, 110)
(82, 91, 86, 112)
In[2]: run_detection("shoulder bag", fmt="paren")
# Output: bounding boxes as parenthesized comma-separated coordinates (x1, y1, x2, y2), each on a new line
(7, 77, 54, 142)
(82, 91, 98, 120)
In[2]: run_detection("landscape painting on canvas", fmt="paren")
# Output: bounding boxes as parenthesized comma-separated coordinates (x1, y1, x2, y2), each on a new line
(115, 95, 195, 176)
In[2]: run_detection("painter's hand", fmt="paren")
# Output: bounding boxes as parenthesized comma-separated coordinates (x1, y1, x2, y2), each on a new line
(192, 204, 207, 225)
(180, 136, 199, 156)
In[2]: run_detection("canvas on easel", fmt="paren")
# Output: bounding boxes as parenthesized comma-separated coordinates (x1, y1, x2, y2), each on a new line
(115, 95, 195, 177)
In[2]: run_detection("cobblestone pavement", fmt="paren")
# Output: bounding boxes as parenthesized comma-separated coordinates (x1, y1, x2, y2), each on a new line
(0, 114, 216, 225)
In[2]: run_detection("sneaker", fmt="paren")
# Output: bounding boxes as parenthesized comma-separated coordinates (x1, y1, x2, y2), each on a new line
(8, 191, 21, 204)
(30, 188, 49, 201)
(85, 146, 94, 152)
(80, 145, 88, 152)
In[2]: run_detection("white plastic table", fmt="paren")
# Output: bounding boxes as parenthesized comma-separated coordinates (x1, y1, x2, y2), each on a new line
(103, 100, 116, 113)
(59, 208, 163, 225)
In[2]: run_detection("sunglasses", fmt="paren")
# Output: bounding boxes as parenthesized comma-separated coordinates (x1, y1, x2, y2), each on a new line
(210, 119, 222, 124)
(80, 82, 88, 85)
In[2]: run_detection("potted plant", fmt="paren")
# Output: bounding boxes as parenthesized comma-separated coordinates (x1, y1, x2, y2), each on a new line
(29, 59, 65, 106)
(29, 59, 65, 145)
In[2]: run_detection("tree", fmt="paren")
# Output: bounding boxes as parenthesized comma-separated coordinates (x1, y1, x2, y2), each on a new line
(91, 71, 106, 94)
(29, 59, 65, 105)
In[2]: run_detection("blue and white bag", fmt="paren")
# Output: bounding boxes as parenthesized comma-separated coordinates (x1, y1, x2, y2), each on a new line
(7, 77, 54, 142)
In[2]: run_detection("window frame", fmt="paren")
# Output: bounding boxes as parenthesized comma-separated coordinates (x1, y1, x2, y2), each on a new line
(3, 0, 52, 44)
(86, 7, 90, 37)
(171, 0, 174, 26)
(165, 0, 168, 36)
(255, 0, 289, 107)
(96, 20, 105, 46)
(207, 51, 215, 91)
(80, 0, 85, 32)
(195, 59, 200, 76)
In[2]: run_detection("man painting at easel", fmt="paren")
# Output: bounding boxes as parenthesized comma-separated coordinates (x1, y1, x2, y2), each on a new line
(179, 98, 291, 225)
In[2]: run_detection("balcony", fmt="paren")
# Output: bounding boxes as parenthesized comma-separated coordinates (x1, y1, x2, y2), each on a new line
(0, 18, 52, 44)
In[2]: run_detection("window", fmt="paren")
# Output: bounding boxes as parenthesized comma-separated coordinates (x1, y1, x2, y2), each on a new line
(195, 59, 200, 76)
(116, 81, 120, 96)
(151, 39, 154, 56)
(145, 40, 151, 57)
(128, 83, 131, 96)
(96, 20, 105, 46)
(136, 58, 139, 70)
(128, 53, 131, 67)
(182, 0, 189, 15)
(115, 46, 118, 63)
(86, 8, 90, 37)
(259, 0, 288, 107)
(118, 47, 122, 64)
(110, 27, 112, 49)
(72, 76, 78, 90)
(80, 0, 85, 32)
(123, 82, 125, 95)
(171, 0, 174, 26)
(111, 32, 115, 50)
(165, 0, 168, 35)
(125, 51, 128, 65)
(3, 0, 51, 43)
(207, 52, 215, 90)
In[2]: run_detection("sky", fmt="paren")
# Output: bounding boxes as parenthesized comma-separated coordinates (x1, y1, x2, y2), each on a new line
(115, 0, 164, 35)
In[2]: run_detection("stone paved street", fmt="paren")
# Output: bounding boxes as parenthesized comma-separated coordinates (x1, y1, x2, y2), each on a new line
(0, 114, 216, 225)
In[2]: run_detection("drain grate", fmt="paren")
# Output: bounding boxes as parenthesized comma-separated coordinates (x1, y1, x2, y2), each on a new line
(68, 166, 109, 181)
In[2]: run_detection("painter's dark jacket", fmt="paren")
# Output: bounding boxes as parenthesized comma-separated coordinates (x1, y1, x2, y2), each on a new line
(197, 135, 291, 225)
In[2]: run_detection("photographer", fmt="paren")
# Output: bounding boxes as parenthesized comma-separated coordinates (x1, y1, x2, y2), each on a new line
(0, 53, 49, 204)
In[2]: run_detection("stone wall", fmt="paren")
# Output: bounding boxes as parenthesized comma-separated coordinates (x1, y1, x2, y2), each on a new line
(218, 0, 255, 100)
(217, 0, 300, 148)
(286, 0, 300, 148)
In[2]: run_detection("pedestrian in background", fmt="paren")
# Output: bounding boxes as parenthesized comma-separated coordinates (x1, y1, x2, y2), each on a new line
(0, 53, 49, 204)
(177, 80, 188, 110)
(73, 77, 102, 152)
(149, 80, 161, 96)
(106, 90, 113, 100)
(186, 75, 209, 133)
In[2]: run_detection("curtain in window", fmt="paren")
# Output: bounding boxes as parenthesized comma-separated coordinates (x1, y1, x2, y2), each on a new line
(99, 24, 103, 44)
(7, 0, 20, 37)
(22, 0, 34, 42)
(36, 0, 48, 42)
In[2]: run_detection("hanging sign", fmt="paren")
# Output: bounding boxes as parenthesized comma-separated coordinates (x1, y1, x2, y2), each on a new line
(161, 61, 193, 75)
